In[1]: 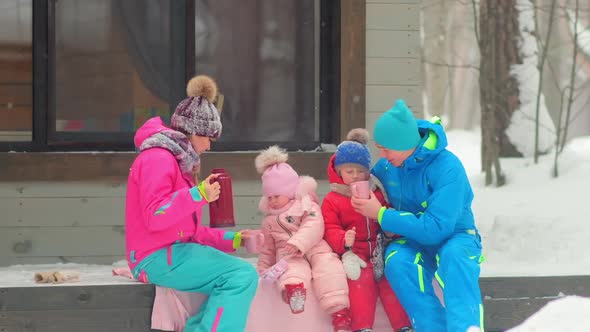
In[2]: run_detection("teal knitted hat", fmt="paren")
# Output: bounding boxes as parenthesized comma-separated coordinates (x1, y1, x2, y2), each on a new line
(373, 99, 421, 151)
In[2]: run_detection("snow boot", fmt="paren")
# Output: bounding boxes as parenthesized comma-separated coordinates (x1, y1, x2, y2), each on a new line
(283, 283, 306, 314)
(332, 308, 352, 332)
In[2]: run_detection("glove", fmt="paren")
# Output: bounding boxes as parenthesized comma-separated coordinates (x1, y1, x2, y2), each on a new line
(341, 251, 367, 280)
(260, 259, 289, 282)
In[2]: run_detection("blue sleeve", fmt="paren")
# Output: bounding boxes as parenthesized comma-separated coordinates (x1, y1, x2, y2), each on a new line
(378, 159, 468, 246)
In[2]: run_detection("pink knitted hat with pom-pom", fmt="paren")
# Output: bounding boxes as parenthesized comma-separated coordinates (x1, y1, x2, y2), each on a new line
(255, 146, 300, 198)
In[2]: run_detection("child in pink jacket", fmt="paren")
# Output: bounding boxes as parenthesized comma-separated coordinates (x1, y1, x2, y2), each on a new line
(254, 146, 352, 332)
(126, 75, 258, 332)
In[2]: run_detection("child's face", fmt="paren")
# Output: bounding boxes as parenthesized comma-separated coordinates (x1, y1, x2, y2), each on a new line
(268, 195, 291, 209)
(339, 166, 369, 185)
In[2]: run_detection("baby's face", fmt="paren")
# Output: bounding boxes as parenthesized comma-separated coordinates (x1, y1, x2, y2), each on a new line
(267, 195, 291, 209)
(339, 166, 369, 185)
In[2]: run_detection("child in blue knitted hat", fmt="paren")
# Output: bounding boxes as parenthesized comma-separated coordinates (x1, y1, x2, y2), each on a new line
(322, 128, 412, 332)
(352, 99, 484, 332)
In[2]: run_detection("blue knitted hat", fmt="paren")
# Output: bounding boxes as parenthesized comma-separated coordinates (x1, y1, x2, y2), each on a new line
(334, 128, 371, 170)
(373, 99, 421, 151)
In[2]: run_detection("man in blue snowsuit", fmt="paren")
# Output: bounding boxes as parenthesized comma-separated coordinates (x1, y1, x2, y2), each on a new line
(351, 99, 485, 332)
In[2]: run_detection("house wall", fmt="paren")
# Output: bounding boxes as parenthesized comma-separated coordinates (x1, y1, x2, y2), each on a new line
(0, 1, 423, 266)
(0, 180, 333, 266)
(365, 0, 422, 159)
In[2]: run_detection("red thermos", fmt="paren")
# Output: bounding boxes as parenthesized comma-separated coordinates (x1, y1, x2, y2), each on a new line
(208, 168, 236, 228)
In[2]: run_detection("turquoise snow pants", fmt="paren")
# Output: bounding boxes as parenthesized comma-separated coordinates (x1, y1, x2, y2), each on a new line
(133, 242, 258, 332)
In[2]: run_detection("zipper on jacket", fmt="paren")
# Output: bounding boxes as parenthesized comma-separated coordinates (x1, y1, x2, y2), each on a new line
(387, 163, 404, 211)
(399, 167, 405, 211)
(192, 211, 198, 227)
(366, 217, 373, 255)
(277, 214, 292, 237)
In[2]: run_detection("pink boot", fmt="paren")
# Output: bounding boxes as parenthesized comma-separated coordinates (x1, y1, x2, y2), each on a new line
(282, 283, 306, 314)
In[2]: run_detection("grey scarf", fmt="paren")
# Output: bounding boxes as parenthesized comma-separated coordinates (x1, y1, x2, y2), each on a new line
(140, 130, 199, 177)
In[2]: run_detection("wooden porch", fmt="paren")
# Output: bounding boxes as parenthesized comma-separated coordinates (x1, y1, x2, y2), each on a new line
(1, 276, 589, 332)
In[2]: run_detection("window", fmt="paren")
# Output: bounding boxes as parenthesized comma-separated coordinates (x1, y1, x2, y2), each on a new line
(50, 0, 176, 148)
(0, 0, 32, 142)
(190, 0, 323, 150)
(0, 0, 339, 152)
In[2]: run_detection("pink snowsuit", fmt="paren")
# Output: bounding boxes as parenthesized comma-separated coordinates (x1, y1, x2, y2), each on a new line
(256, 176, 350, 314)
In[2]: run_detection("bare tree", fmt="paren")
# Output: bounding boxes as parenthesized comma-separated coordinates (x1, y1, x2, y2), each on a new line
(478, 0, 526, 186)
(560, 0, 580, 152)
(421, 0, 588, 185)
(533, 0, 558, 163)
(554, 0, 582, 177)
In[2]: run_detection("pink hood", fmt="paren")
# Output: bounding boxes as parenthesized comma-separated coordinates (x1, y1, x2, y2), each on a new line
(134, 117, 169, 149)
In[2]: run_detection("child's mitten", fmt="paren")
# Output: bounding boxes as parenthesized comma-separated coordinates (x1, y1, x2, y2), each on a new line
(341, 251, 366, 280)
(260, 259, 288, 282)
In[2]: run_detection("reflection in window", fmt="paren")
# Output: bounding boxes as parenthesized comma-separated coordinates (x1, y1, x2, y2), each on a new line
(0, 0, 32, 142)
(54, 0, 171, 134)
(193, 0, 319, 145)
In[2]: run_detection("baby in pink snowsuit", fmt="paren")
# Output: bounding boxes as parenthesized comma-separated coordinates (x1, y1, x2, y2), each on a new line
(254, 146, 352, 332)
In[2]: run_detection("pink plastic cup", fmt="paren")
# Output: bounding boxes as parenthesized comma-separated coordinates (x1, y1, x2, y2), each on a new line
(244, 230, 265, 254)
(350, 180, 370, 199)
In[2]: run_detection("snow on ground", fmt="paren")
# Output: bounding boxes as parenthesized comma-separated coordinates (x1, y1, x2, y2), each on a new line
(506, 296, 590, 332)
(446, 130, 590, 277)
(0, 261, 135, 287)
(448, 130, 590, 330)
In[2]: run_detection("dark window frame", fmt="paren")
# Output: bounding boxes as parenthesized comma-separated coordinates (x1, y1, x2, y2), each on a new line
(0, 0, 366, 183)
(0, 0, 341, 152)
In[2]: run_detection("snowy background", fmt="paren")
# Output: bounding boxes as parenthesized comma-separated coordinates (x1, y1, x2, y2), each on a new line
(445, 130, 590, 278)
(1, 128, 589, 331)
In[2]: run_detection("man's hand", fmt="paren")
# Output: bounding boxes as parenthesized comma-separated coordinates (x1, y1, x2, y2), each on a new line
(344, 227, 356, 248)
(201, 173, 221, 202)
(351, 192, 383, 220)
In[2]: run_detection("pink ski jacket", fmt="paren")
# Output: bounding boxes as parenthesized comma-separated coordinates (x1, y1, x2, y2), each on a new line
(125, 117, 238, 271)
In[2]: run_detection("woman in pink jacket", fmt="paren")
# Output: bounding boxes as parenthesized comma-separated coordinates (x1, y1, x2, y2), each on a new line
(254, 146, 352, 332)
(125, 76, 258, 332)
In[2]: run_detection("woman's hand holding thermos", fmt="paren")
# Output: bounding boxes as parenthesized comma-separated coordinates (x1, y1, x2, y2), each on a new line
(201, 173, 221, 202)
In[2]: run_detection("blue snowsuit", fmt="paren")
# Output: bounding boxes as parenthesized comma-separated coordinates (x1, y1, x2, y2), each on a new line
(372, 118, 485, 332)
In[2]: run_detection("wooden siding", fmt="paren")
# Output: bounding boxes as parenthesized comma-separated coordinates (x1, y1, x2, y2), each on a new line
(365, 0, 422, 161)
(0, 181, 331, 266)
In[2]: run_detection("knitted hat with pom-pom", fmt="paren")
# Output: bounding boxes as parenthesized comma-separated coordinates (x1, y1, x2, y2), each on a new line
(255, 146, 300, 199)
(334, 128, 371, 170)
(171, 75, 222, 138)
